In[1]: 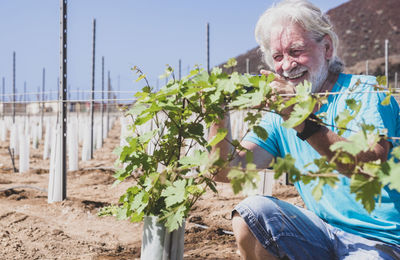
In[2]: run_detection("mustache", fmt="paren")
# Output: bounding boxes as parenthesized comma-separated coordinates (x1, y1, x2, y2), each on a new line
(282, 67, 307, 78)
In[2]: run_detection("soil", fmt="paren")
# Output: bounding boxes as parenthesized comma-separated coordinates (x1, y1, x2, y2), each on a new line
(0, 118, 302, 259)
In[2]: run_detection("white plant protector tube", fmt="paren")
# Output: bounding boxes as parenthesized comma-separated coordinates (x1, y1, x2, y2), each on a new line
(68, 117, 79, 171)
(48, 124, 62, 203)
(81, 120, 91, 161)
(43, 118, 52, 159)
(95, 118, 103, 150)
(32, 121, 39, 149)
(18, 130, 29, 173)
(141, 216, 185, 260)
(0, 119, 6, 142)
(10, 123, 19, 156)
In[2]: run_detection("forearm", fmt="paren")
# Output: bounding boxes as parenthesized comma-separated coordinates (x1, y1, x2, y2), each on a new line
(300, 125, 390, 177)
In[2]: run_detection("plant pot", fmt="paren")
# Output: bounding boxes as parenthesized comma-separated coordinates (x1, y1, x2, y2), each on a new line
(141, 216, 185, 260)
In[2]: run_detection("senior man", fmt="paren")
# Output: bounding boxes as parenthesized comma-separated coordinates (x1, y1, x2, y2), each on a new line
(210, 0, 400, 259)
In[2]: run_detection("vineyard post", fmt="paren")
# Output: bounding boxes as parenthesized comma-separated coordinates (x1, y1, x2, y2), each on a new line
(50, 0, 68, 202)
(90, 18, 96, 159)
(206, 22, 210, 73)
(101, 56, 104, 146)
(366, 60, 369, 75)
(24, 81, 26, 103)
(178, 59, 181, 81)
(41, 68, 45, 128)
(117, 75, 120, 103)
(246, 58, 249, 74)
(2, 77, 4, 119)
(12, 51, 16, 123)
(107, 71, 110, 132)
(395, 72, 398, 89)
(385, 39, 389, 88)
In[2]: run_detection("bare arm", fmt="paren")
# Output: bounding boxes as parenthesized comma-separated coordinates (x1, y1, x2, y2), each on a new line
(297, 124, 391, 177)
(209, 114, 274, 183)
(265, 69, 391, 177)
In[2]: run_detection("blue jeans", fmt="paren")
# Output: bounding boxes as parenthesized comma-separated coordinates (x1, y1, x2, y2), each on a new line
(233, 196, 400, 260)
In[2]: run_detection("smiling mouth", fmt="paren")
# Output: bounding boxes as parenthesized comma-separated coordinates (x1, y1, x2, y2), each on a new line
(284, 70, 307, 81)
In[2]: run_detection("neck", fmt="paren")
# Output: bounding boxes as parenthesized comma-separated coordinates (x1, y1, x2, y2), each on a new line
(317, 71, 339, 94)
(313, 71, 339, 113)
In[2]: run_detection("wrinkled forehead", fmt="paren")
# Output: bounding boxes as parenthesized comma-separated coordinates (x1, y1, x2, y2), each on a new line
(269, 22, 314, 52)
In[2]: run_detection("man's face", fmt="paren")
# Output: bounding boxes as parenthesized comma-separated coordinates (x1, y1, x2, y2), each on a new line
(269, 22, 329, 92)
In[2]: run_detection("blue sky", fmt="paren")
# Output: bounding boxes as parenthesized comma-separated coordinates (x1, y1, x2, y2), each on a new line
(0, 0, 348, 102)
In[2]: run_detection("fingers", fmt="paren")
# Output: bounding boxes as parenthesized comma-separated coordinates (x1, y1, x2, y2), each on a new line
(260, 69, 286, 83)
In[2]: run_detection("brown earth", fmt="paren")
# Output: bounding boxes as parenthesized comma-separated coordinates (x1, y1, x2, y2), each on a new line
(0, 118, 301, 259)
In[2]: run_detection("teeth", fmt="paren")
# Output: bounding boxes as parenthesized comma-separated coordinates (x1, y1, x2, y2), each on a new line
(288, 71, 306, 79)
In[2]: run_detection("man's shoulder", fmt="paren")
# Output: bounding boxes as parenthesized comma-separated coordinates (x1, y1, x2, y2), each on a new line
(337, 73, 378, 91)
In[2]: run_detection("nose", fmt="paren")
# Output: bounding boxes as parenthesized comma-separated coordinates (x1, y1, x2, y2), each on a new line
(282, 56, 297, 72)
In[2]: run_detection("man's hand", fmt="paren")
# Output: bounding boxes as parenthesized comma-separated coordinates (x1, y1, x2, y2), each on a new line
(260, 69, 299, 122)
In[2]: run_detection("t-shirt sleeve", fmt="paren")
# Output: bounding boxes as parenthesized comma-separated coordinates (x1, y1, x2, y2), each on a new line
(346, 78, 400, 147)
(242, 112, 280, 157)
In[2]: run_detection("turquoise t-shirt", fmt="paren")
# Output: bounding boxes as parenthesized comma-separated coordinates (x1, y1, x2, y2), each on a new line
(244, 73, 400, 245)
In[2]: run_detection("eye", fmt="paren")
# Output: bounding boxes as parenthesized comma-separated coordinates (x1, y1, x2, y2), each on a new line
(291, 49, 303, 56)
(273, 54, 283, 62)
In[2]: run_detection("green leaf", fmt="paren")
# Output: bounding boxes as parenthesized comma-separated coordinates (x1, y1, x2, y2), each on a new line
(216, 78, 236, 94)
(164, 204, 186, 232)
(253, 126, 268, 141)
(223, 58, 237, 68)
(381, 93, 392, 106)
(350, 174, 382, 213)
(136, 74, 147, 82)
(116, 207, 128, 220)
(273, 155, 301, 183)
(179, 150, 208, 166)
(131, 190, 150, 214)
(207, 128, 228, 146)
(376, 76, 387, 86)
(161, 179, 187, 208)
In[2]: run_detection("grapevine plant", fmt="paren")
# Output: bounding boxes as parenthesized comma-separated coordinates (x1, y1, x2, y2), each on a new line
(100, 59, 400, 232)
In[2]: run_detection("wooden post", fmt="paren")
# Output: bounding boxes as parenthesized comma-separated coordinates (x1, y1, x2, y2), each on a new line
(90, 18, 96, 159)
(246, 58, 249, 74)
(395, 72, 398, 89)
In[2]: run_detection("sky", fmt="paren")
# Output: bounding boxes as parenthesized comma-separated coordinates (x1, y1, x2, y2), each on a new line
(0, 0, 349, 102)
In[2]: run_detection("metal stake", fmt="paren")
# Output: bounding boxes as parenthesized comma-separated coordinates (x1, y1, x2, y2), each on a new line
(90, 18, 96, 159)
(178, 59, 181, 81)
(2, 77, 4, 118)
(101, 56, 104, 146)
(107, 71, 110, 132)
(206, 22, 210, 73)
(42, 68, 45, 127)
(12, 52, 16, 123)
(385, 39, 389, 88)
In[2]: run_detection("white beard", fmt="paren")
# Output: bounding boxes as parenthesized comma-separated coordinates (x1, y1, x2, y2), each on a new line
(309, 61, 329, 93)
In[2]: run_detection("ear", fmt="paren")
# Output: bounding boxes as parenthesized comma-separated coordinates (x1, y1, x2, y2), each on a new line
(321, 35, 333, 60)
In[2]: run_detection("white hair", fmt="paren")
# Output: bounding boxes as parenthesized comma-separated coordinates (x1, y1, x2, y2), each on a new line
(255, 0, 344, 73)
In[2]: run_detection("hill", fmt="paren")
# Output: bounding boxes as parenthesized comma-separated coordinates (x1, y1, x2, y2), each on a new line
(222, 0, 400, 81)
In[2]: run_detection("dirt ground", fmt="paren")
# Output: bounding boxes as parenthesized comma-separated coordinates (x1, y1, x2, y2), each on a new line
(0, 118, 302, 259)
